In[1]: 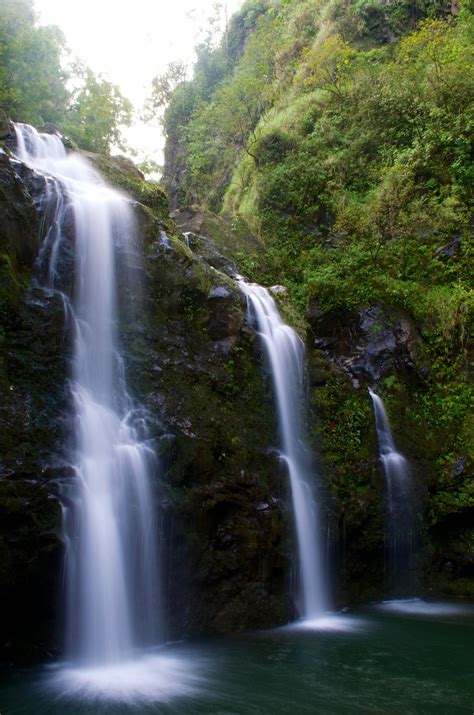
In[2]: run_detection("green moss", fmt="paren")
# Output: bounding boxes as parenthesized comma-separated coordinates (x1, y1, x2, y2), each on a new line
(313, 375, 374, 467)
(84, 152, 174, 228)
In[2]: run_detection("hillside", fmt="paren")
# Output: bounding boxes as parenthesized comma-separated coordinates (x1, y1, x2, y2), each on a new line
(161, 0, 473, 598)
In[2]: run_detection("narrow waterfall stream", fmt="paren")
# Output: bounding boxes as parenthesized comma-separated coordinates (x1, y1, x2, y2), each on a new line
(239, 282, 327, 620)
(12, 125, 198, 702)
(369, 389, 416, 597)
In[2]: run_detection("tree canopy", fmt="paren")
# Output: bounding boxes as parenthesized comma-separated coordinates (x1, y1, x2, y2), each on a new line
(0, 0, 132, 153)
(0, 0, 67, 125)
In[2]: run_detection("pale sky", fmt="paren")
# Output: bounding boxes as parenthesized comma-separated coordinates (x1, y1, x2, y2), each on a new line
(34, 0, 243, 164)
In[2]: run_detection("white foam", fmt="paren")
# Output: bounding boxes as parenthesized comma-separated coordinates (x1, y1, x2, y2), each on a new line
(376, 598, 474, 617)
(284, 613, 365, 633)
(47, 652, 203, 704)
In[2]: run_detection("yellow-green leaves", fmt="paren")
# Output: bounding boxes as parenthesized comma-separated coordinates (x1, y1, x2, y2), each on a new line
(300, 34, 356, 96)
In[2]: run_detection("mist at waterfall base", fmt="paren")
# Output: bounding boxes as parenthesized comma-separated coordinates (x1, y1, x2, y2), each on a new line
(369, 389, 418, 599)
(13, 124, 201, 703)
(2, 602, 474, 714)
(239, 282, 328, 625)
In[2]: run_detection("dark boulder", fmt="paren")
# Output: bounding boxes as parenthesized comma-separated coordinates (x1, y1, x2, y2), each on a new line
(307, 302, 423, 385)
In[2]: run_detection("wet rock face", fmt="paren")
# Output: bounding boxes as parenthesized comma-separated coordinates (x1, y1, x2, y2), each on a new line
(99, 158, 288, 637)
(307, 302, 422, 385)
(306, 296, 472, 604)
(305, 302, 423, 603)
(0, 152, 68, 665)
(207, 285, 243, 342)
(0, 153, 38, 268)
(0, 477, 61, 663)
(183, 231, 241, 279)
(122, 223, 287, 638)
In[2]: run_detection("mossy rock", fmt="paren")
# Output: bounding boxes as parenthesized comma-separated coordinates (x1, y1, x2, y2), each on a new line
(83, 152, 176, 234)
(116, 225, 289, 637)
(172, 205, 261, 259)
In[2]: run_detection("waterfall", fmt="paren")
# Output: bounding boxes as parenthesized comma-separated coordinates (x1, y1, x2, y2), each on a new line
(369, 389, 416, 597)
(240, 282, 327, 620)
(14, 124, 161, 665)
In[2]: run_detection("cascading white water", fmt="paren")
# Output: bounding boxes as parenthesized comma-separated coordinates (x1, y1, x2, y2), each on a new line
(240, 282, 327, 620)
(369, 389, 416, 596)
(14, 124, 161, 666)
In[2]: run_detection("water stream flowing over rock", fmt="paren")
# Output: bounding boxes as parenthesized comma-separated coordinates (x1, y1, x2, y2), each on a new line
(369, 389, 417, 597)
(240, 282, 327, 620)
(13, 124, 161, 671)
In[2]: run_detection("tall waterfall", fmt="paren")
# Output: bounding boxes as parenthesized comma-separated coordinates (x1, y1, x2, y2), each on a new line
(240, 283, 327, 619)
(369, 389, 416, 597)
(14, 124, 160, 665)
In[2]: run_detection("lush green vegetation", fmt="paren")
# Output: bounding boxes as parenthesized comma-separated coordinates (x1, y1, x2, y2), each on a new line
(158, 0, 473, 558)
(0, 0, 132, 152)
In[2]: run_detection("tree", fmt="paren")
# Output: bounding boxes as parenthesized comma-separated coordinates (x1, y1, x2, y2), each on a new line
(0, 0, 133, 153)
(144, 61, 188, 119)
(64, 65, 133, 153)
(0, 0, 69, 126)
(300, 34, 356, 98)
